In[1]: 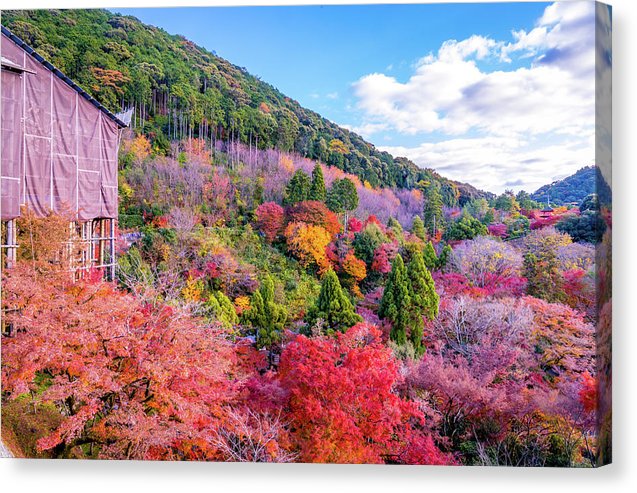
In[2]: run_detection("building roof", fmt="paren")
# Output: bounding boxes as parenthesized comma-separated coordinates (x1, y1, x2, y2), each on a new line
(1, 25, 128, 128)
(1, 55, 35, 73)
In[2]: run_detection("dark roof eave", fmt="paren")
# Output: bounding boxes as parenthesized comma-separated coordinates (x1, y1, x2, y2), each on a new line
(1, 25, 128, 129)
(1, 55, 35, 73)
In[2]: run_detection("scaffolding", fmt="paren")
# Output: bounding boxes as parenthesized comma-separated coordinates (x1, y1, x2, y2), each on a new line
(68, 218, 116, 281)
(1, 217, 116, 280)
(0, 219, 18, 269)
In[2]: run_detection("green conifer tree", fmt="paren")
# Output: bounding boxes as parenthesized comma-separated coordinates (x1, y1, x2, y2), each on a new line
(206, 290, 239, 329)
(494, 189, 520, 212)
(407, 251, 439, 356)
(244, 275, 287, 349)
(387, 217, 404, 242)
(378, 254, 411, 345)
(326, 178, 359, 231)
(423, 182, 444, 236)
(444, 214, 488, 242)
(422, 241, 438, 270)
(284, 169, 311, 205)
(309, 164, 327, 202)
(482, 208, 495, 225)
(411, 215, 426, 241)
(436, 244, 452, 270)
(307, 269, 362, 332)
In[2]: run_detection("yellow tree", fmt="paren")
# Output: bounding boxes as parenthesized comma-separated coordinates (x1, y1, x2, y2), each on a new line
(329, 139, 349, 155)
(284, 222, 332, 273)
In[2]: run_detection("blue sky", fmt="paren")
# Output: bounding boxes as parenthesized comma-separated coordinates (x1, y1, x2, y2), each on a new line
(115, 2, 599, 194)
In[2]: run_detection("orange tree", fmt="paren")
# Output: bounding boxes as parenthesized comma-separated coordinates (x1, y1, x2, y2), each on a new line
(284, 221, 332, 273)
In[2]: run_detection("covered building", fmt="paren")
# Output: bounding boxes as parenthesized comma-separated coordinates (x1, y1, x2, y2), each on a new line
(1, 26, 128, 278)
(538, 207, 554, 219)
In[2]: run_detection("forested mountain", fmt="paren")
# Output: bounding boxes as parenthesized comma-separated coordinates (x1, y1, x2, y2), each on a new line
(531, 166, 599, 206)
(1, 8, 489, 203)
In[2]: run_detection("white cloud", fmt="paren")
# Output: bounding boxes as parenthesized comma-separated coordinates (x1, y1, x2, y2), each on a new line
(326, 92, 339, 100)
(501, 0, 596, 77)
(436, 35, 500, 63)
(349, 1, 597, 193)
(380, 135, 594, 195)
(341, 122, 389, 136)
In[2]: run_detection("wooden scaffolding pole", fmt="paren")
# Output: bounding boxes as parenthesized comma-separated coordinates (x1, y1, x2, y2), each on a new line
(109, 218, 116, 281)
(3, 219, 18, 269)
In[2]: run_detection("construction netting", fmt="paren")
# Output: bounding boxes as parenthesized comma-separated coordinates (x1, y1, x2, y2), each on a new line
(1, 32, 120, 222)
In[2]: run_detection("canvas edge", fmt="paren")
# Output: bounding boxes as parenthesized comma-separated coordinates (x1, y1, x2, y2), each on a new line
(594, 0, 612, 468)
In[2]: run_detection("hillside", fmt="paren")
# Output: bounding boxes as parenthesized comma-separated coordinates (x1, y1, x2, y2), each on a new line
(1, 8, 489, 204)
(531, 166, 597, 206)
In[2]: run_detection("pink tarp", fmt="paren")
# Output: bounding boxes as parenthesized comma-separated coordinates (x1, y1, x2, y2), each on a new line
(1, 32, 120, 221)
(0, 69, 22, 220)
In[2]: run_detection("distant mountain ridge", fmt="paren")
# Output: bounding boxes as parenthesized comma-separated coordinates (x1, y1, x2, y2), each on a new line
(1, 8, 491, 206)
(531, 166, 598, 207)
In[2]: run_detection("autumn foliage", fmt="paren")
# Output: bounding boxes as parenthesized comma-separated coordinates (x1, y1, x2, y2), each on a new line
(255, 201, 285, 243)
(284, 221, 332, 273)
(1, 134, 606, 466)
(278, 323, 452, 464)
(1, 266, 238, 460)
(286, 200, 341, 238)
(89, 67, 130, 94)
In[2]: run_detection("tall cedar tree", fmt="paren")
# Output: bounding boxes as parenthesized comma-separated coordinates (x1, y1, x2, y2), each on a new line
(307, 269, 362, 332)
(406, 251, 439, 356)
(326, 178, 359, 232)
(378, 254, 411, 345)
(411, 216, 427, 241)
(284, 169, 311, 205)
(244, 274, 288, 348)
(207, 291, 239, 329)
(423, 241, 438, 270)
(436, 244, 452, 270)
(309, 164, 327, 202)
(423, 182, 444, 236)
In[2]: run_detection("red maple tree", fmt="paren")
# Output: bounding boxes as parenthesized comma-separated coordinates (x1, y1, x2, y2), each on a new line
(255, 201, 285, 243)
(278, 323, 453, 464)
